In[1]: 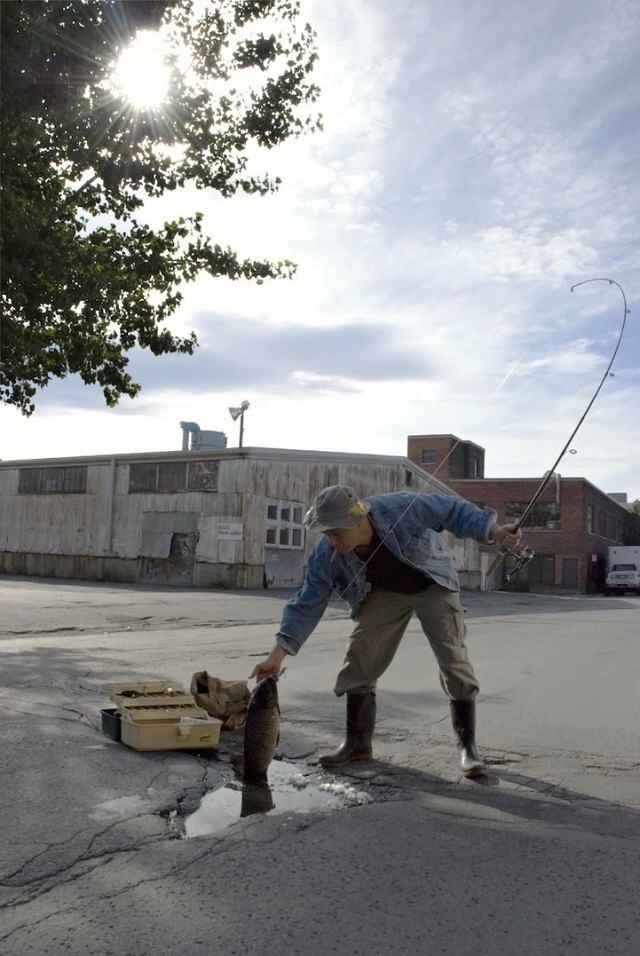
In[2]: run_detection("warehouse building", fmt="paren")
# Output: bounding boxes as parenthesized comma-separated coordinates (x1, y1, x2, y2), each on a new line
(0, 446, 486, 590)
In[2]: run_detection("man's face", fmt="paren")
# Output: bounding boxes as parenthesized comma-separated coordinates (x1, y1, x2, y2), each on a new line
(323, 518, 371, 554)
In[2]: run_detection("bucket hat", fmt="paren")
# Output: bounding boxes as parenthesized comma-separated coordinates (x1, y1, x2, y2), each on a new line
(304, 484, 370, 532)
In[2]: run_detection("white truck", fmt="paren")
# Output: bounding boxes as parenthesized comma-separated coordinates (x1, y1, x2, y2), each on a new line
(605, 546, 640, 595)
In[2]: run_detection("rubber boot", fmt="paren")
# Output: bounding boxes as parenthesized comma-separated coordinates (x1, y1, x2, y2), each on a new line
(450, 699, 486, 777)
(319, 691, 376, 768)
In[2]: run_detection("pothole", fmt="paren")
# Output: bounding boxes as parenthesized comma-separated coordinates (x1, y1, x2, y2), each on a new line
(178, 759, 373, 838)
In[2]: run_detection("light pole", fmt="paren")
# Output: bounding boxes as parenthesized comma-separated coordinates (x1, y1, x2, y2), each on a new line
(228, 400, 250, 447)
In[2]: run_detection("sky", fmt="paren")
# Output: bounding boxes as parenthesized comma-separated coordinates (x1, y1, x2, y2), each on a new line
(2, 0, 639, 500)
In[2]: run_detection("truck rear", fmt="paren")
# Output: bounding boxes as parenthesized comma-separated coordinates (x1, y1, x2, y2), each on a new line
(605, 546, 640, 595)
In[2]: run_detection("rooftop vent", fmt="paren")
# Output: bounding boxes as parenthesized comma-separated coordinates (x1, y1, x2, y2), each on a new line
(179, 421, 227, 452)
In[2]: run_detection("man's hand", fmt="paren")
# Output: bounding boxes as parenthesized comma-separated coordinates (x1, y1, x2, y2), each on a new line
(250, 643, 289, 681)
(490, 522, 523, 550)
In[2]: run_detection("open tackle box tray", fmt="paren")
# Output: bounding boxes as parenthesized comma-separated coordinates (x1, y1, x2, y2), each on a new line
(102, 680, 222, 752)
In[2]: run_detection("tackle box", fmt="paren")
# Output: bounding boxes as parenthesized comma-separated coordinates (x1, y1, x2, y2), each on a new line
(102, 680, 222, 752)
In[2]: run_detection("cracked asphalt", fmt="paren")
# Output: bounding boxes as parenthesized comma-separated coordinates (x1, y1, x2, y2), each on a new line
(1, 576, 639, 956)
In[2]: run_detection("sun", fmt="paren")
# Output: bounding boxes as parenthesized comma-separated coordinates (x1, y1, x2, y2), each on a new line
(112, 30, 171, 110)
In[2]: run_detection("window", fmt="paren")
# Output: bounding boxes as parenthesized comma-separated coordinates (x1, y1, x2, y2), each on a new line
(421, 449, 436, 464)
(599, 511, 607, 536)
(266, 499, 305, 550)
(473, 458, 479, 478)
(128, 460, 218, 493)
(405, 470, 413, 487)
(586, 504, 595, 534)
(607, 515, 616, 540)
(505, 501, 560, 530)
(19, 466, 87, 495)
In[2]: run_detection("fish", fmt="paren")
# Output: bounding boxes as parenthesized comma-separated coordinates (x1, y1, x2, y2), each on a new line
(242, 675, 280, 784)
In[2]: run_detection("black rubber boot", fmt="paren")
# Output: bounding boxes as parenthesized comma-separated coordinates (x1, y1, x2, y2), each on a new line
(450, 699, 486, 777)
(319, 691, 376, 768)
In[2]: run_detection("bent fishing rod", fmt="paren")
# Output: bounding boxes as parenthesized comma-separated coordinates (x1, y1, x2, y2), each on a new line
(328, 276, 629, 589)
(486, 277, 630, 581)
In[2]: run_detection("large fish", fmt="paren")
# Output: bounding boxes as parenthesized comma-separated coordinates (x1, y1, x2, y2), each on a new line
(242, 675, 280, 784)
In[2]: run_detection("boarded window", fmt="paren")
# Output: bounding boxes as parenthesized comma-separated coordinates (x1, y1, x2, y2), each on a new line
(586, 504, 595, 534)
(157, 462, 187, 492)
(187, 460, 218, 491)
(129, 463, 157, 492)
(19, 466, 87, 495)
(606, 515, 616, 540)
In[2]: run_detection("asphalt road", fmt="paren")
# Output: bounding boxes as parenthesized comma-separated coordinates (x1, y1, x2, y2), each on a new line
(1, 576, 638, 956)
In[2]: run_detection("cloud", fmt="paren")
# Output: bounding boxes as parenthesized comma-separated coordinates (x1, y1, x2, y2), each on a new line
(29, 313, 436, 412)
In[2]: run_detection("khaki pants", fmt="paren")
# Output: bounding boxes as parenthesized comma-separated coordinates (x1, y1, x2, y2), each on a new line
(334, 585, 479, 701)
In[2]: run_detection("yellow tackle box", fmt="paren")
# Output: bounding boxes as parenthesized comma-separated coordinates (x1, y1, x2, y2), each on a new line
(103, 680, 222, 752)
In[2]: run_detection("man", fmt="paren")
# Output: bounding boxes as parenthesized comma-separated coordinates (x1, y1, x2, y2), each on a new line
(251, 485, 522, 777)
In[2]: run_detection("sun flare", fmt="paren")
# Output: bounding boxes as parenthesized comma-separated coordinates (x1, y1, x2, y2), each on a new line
(112, 30, 171, 110)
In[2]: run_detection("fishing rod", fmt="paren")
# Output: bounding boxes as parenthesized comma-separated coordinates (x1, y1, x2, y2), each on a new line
(486, 277, 630, 582)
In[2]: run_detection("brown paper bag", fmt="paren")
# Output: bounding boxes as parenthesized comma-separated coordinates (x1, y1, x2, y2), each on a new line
(191, 671, 250, 730)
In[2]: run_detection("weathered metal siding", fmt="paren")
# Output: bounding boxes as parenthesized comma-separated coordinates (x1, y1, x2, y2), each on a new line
(0, 468, 19, 497)
(0, 552, 139, 582)
(0, 451, 484, 589)
(0, 465, 111, 555)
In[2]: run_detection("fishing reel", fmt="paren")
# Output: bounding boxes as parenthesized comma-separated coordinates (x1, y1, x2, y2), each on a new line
(487, 544, 535, 582)
(503, 545, 535, 582)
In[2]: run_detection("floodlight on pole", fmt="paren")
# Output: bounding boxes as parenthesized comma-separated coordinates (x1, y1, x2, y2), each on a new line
(228, 400, 250, 447)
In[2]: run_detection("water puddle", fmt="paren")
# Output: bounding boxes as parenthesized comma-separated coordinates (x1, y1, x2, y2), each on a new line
(181, 759, 372, 838)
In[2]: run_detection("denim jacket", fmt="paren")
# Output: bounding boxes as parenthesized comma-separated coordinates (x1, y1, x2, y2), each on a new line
(276, 492, 496, 655)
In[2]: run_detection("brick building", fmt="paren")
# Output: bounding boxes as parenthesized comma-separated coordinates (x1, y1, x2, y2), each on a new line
(407, 434, 485, 480)
(407, 434, 640, 592)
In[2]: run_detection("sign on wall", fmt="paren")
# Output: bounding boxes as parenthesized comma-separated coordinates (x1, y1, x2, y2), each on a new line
(217, 522, 243, 541)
